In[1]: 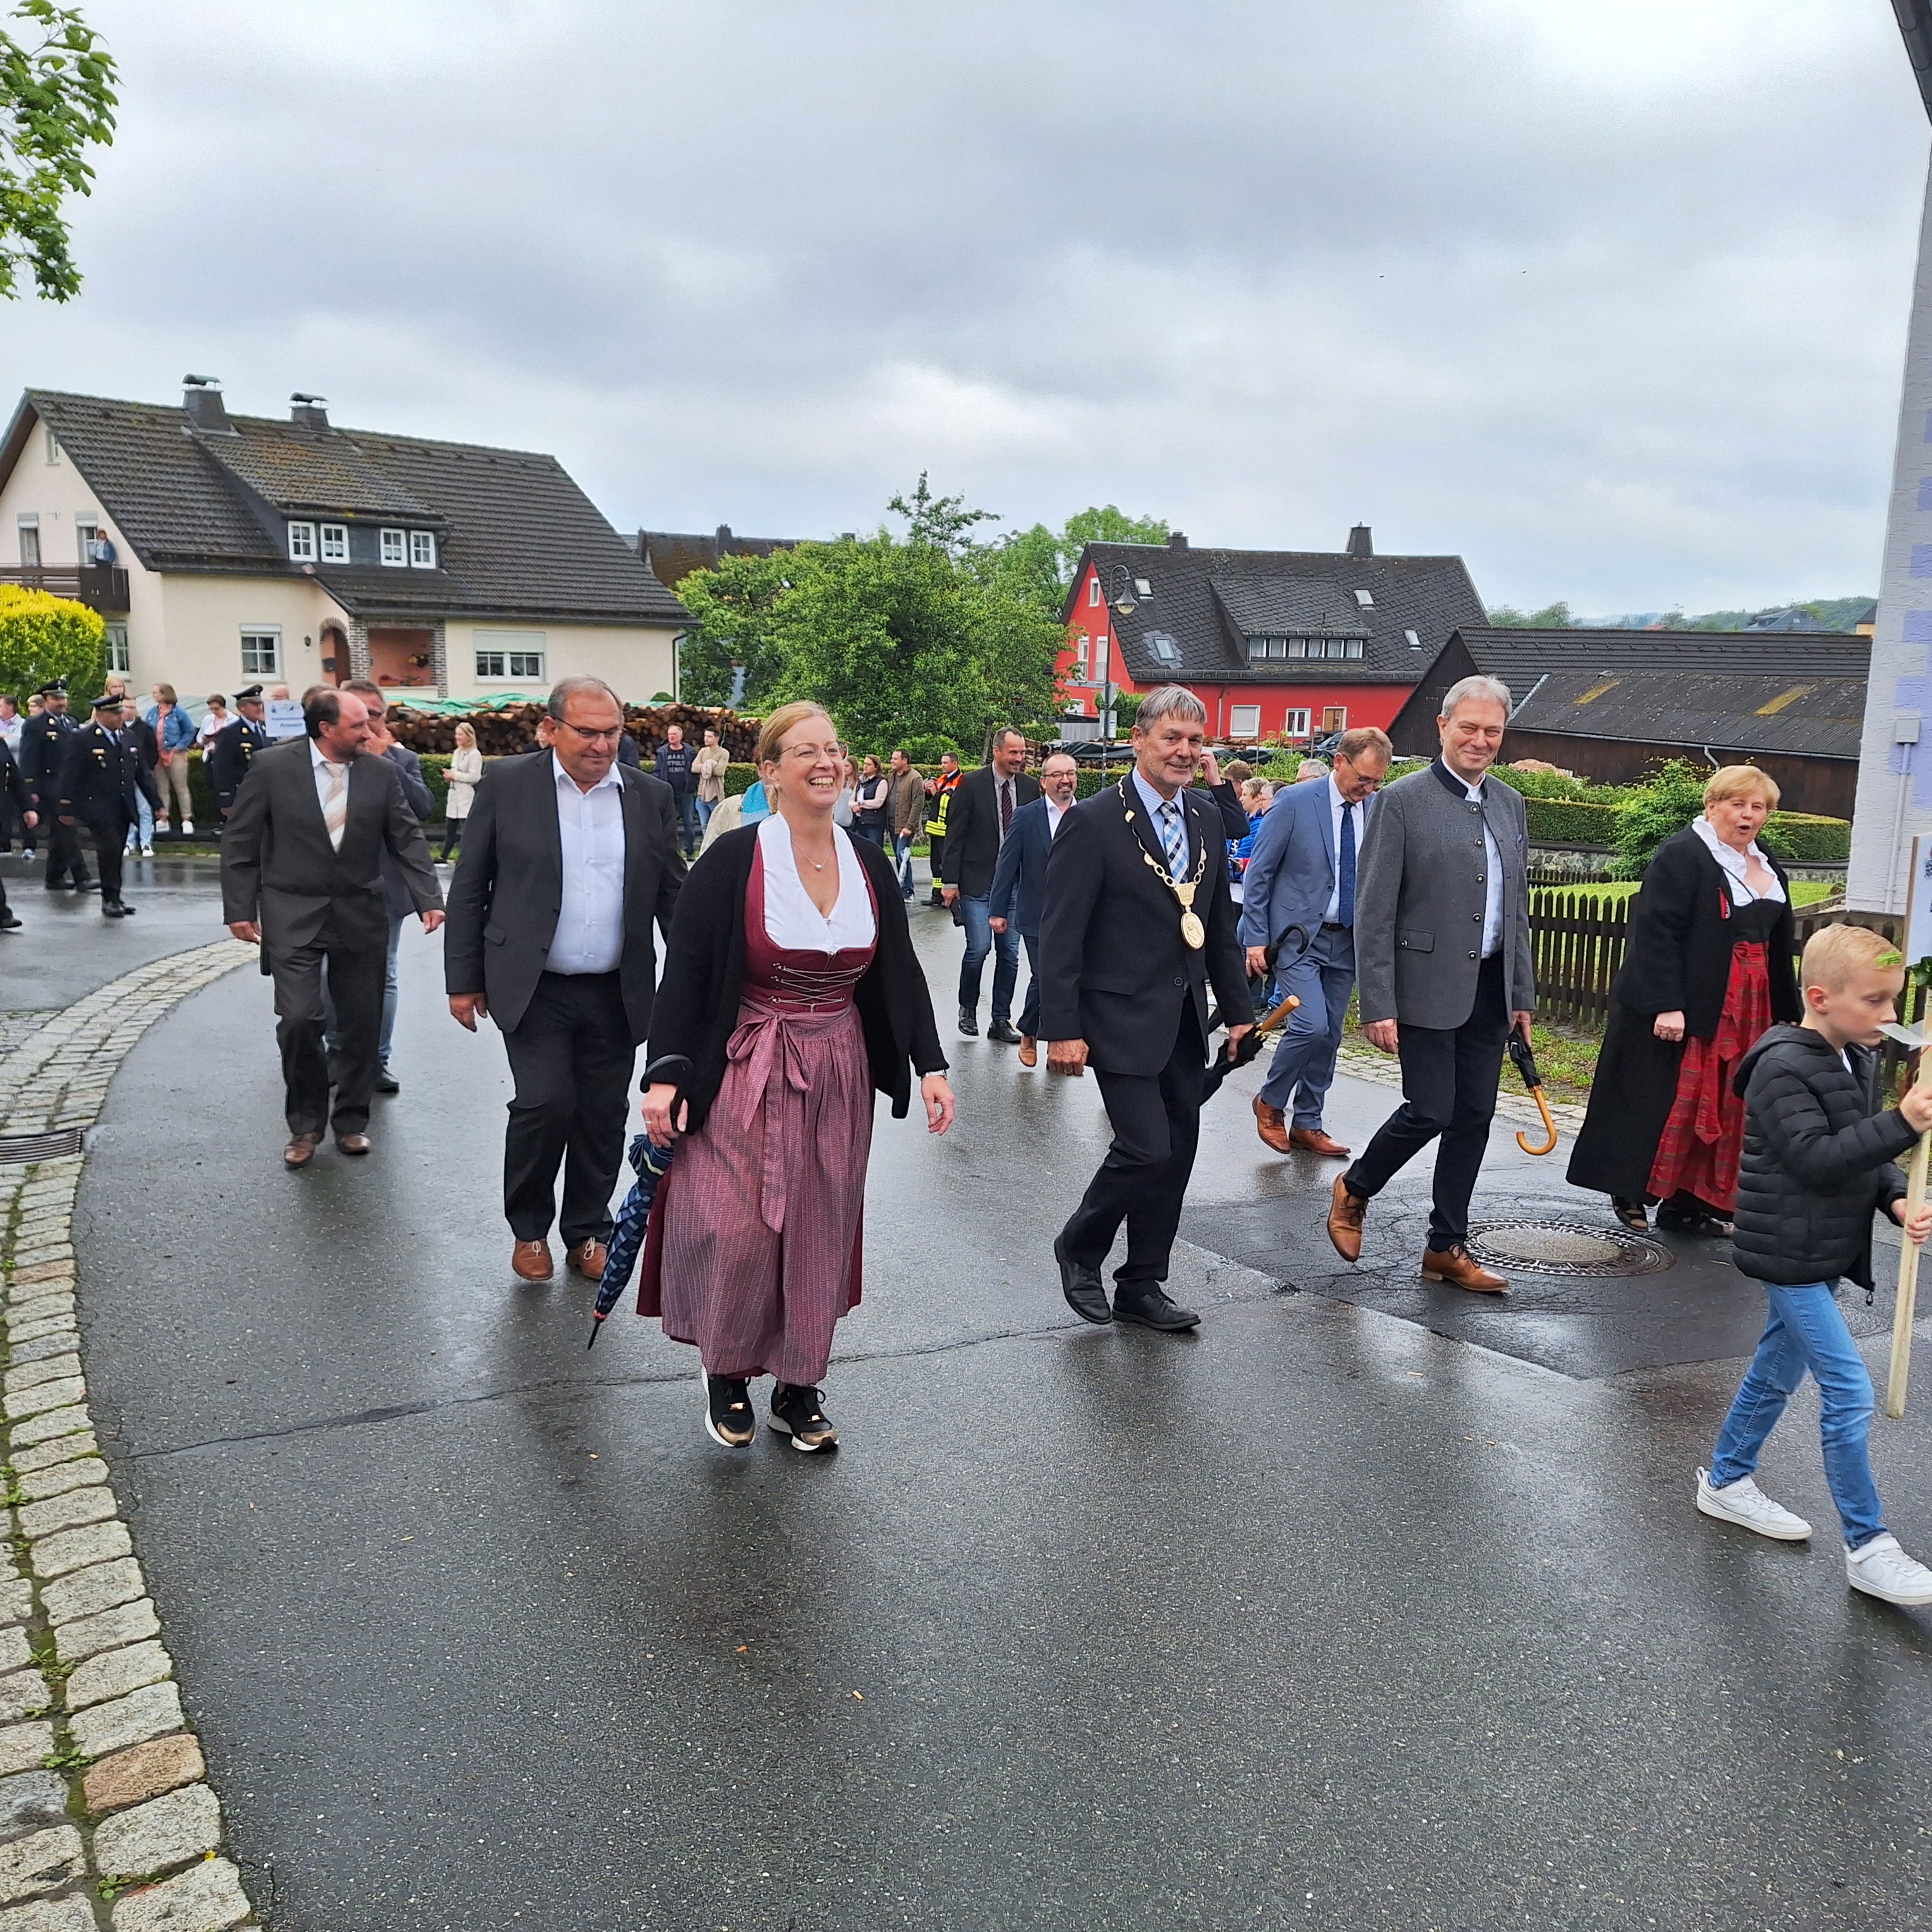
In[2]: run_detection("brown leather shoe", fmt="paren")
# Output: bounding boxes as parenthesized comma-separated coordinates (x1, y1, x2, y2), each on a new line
(1018, 1035, 1038, 1067)
(512, 1238, 554, 1282)
(567, 1238, 609, 1280)
(1421, 1244, 1508, 1293)
(283, 1132, 321, 1169)
(1327, 1174, 1367, 1261)
(1289, 1126, 1352, 1158)
(1253, 1094, 1292, 1154)
(336, 1132, 372, 1156)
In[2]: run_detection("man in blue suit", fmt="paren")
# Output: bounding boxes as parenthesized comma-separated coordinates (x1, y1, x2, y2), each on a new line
(1237, 726, 1391, 1156)
(989, 750, 1079, 1067)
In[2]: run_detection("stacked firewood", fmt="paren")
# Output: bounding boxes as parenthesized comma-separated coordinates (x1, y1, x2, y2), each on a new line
(384, 702, 759, 761)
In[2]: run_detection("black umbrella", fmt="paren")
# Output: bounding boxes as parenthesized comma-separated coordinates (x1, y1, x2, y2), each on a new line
(587, 1055, 691, 1347)
(1201, 923, 1307, 1100)
(1506, 1032, 1558, 1155)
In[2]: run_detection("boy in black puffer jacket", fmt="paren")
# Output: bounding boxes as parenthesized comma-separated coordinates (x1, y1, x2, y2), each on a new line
(1697, 924, 1932, 1606)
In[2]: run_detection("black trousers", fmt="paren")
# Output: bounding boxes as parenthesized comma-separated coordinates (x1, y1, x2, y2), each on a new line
(80, 816, 129, 903)
(1345, 950, 1511, 1252)
(43, 810, 90, 886)
(501, 970, 635, 1246)
(1018, 932, 1043, 1038)
(1061, 1001, 1206, 1285)
(271, 914, 386, 1137)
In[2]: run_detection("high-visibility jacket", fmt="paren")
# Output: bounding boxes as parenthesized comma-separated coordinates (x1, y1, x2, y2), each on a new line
(925, 769, 961, 840)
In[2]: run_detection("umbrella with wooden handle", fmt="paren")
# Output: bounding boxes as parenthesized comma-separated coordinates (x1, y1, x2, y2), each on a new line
(1505, 1033, 1559, 1156)
(1880, 1022, 1932, 1417)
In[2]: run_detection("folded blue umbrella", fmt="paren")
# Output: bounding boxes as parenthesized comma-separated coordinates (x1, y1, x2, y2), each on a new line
(587, 1055, 692, 1348)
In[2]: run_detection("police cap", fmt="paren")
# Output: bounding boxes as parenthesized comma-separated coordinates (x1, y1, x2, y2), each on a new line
(35, 680, 66, 697)
(233, 685, 264, 702)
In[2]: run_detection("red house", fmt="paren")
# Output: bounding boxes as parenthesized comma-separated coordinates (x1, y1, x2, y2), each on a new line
(1056, 525, 1486, 744)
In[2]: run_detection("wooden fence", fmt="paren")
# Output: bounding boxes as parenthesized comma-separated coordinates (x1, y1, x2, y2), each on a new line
(1529, 890, 1929, 1087)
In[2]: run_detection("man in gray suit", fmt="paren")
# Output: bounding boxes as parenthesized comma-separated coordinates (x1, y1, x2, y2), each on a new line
(222, 688, 444, 1168)
(1238, 726, 1391, 1158)
(1327, 676, 1534, 1292)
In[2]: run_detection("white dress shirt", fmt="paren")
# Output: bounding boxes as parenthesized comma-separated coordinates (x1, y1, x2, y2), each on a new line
(1448, 764, 1505, 959)
(760, 813, 876, 951)
(1692, 814, 1787, 905)
(549, 753, 627, 975)
(1045, 796, 1070, 840)
(309, 738, 350, 822)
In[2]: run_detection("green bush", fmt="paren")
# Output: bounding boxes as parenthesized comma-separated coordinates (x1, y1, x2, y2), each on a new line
(1761, 811, 1851, 864)
(1524, 798, 1623, 845)
(1610, 759, 1713, 877)
(0, 586, 104, 703)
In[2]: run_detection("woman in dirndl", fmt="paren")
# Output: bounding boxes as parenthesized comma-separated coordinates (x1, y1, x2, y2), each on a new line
(1568, 765, 1800, 1236)
(637, 701, 954, 1450)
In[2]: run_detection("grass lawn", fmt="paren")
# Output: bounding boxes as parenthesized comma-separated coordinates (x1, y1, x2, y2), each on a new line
(1532, 879, 1839, 908)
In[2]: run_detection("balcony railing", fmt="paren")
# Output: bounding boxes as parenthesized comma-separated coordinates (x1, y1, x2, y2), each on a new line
(0, 565, 130, 613)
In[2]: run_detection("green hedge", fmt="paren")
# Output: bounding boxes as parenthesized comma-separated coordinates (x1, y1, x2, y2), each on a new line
(1761, 811, 1851, 864)
(1523, 798, 1623, 844)
(1518, 792, 1850, 861)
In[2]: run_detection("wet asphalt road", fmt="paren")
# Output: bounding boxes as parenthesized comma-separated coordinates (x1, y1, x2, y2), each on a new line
(32, 865, 1932, 1930)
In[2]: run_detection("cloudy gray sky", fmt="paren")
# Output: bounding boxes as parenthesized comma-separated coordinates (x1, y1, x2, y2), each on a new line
(7, 0, 1929, 613)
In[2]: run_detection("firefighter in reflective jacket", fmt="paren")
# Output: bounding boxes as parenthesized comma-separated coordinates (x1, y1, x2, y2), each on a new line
(924, 756, 962, 908)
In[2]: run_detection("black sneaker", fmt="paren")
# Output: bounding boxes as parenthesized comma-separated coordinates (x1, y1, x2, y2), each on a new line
(702, 1371, 756, 1448)
(769, 1383, 838, 1451)
(958, 1006, 979, 1037)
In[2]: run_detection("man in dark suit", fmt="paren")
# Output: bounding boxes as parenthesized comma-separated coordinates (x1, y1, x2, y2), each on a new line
(1040, 687, 1254, 1330)
(445, 675, 685, 1283)
(940, 728, 1041, 1041)
(56, 694, 143, 917)
(988, 749, 1079, 1067)
(207, 685, 271, 820)
(221, 688, 444, 1167)
(18, 682, 89, 891)
(0, 735, 35, 929)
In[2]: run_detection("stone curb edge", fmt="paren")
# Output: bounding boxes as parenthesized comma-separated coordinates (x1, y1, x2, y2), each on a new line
(0, 940, 263, 1932)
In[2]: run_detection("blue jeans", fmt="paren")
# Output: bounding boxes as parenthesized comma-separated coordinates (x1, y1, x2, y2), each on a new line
(673, 792, 701, 856)
(1258, 923, 1354, 1128)
(957, 893, 1020, 1022)
(893, 833, 915, 898)
(324, 912, 406, 1069)
(695, 795, 717, 836)
(1709, 1281, 1885, 1550)
(124, 788, 153, 852)
(852, 822, 886, 850)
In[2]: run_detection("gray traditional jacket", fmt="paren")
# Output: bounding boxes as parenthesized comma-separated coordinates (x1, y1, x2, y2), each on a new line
(1353, 760, 1535, 1030)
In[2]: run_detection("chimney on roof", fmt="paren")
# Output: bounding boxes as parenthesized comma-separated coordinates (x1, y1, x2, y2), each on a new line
(716, 524, 733, 547)
(181, 375, 231, 434)
(1347, 524, 1373, 558)
(1167, 530, 1188, 550)
(290, 393, 329, 430)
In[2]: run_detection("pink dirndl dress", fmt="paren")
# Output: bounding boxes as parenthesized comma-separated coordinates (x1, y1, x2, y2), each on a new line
(649, 842, 877, 1385)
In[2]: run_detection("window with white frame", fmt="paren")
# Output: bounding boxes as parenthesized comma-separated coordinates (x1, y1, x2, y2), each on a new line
(1345, 638, 1364, 658)
(240, 628, 281, 676)
(409, 530, 437, 568)
(1072, 633, 1089, 678)
(1229, 704, 1261, 737)
(44, 429, 59, 465)
(319, 523, 348, 562)
(474, 630, 545, 680)
(1354, 589, 1374, 608)
(1403, 628, 1421, 649)
(1284, 707, 1312, 737)
(287, 522, 316, 562)
(1087, 576, 1100, 608)
(380, 528, 407, 566)
(75, 517, 98, 564)
(102, 623, 129, 674)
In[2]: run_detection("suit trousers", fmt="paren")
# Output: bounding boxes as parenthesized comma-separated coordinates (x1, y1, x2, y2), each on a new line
(1018, 931, 1043, 1038)
(1259, 923, 1355, 1127)
(270, 914, 386, 1137)
(1061, 1001, 1206, 1285)
(44, 813, 89, 886)
(501, 970, 635, 1247)
(80, 816, 129, 903)
(1344, 950, 1510, 1251)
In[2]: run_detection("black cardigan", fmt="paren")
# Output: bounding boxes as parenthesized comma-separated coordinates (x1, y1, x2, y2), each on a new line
(1611, 828, 1801, 1040)
(645, 824, 948, 1133)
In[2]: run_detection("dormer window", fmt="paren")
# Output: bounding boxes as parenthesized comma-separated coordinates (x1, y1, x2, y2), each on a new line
(319, 523, 348, 562)
(287, 522, 316, 562)
(410, 530, 437, 568)
(380, 528, 407, 566)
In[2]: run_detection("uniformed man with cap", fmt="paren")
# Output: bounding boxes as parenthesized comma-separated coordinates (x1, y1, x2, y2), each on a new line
(207, 685, 271, 821)
(16, 682, 91, 892)
(55, 693, 142, 916)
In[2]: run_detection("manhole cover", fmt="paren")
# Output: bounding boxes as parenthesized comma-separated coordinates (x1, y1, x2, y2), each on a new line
(1464, 1218, 1673, 1278)
(0, 1128, 84, 1166)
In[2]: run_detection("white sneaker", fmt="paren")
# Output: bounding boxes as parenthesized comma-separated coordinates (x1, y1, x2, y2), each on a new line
(1846, 1533, 1932, 1605)
(1696, 1467, 1812, 1541)
(140, 844, 153, 857)
(181, 819, 194, 835)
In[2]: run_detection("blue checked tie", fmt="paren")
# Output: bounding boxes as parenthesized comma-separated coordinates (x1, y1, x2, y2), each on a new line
(1338, 799, 1357, 927)
(1158, 798, 1187, 879)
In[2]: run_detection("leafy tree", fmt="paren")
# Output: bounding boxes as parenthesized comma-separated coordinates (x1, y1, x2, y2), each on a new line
(1610, 759, 1711, 879)
(1484, 601, 1577, 628)
(1060, 504, 1170, 567)
(1, 2, 117, 302)
(0, 582, 103, 696)
(675, 547, 799, 710)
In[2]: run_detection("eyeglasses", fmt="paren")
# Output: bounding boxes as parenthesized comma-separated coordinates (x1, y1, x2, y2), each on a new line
(555, 721, 624, 744)
(778, 742, 843, 762)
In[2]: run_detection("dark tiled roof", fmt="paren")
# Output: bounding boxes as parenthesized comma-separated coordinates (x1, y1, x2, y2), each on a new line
(1455, 625, 1870, 699)
(1508, 669, 1866, 759)
(640, 527, 805, 589)
(1073, 541, 1486, 687)
(6, 391, 688, 625)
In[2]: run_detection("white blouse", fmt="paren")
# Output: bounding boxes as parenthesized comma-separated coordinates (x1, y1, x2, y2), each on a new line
(1693, 815, 1786, 906)
(759, 813, 877, 953)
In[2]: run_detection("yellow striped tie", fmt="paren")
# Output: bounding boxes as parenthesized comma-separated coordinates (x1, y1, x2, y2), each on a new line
(322, 761, 348, 852)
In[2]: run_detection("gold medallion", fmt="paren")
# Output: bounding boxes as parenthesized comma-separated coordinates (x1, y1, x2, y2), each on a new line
(1180, 909, 1206, 949)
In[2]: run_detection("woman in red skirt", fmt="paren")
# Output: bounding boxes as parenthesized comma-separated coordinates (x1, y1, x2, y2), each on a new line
(638, 702, 954, 1450)
(1568, 766, 1800, 1237)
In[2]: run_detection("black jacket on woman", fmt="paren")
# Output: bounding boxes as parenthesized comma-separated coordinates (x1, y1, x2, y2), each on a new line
(646, 824, 948, 1135)
(1567, 825, 1801, 1200)
(1729, 1025, 1911, 1292)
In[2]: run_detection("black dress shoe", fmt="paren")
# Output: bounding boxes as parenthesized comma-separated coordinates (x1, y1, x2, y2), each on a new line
(374, 1066, 401, 1094)
(73, 879, 99, 893)
(1111, 1283, 1201, 1332)
(987, 1019, 1022, 1044)
(958, 1006, 979, 1037)
(1053, 1235, 1112, 1324)
(0, 912, 21, 931)
(100, 900, 128, 918)
(42, 879, 71, 891)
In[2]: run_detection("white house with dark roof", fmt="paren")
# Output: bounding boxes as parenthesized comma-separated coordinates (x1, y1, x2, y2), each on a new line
(0, 380, 688, 704)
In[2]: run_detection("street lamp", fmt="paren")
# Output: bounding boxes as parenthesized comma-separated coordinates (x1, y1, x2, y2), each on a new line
(1096, 564, 1139, 616)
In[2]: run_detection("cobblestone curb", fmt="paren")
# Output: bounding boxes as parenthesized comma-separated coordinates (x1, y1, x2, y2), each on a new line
(0, 942, 261, 1931)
